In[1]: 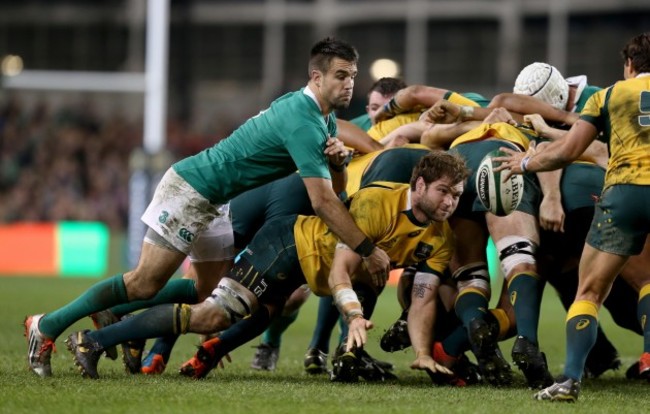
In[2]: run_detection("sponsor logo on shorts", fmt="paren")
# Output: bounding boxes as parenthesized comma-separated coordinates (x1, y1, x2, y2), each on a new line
(159, 210, 169, 224)
(576, 318, 591, 330)
(178, 228, 195, 243)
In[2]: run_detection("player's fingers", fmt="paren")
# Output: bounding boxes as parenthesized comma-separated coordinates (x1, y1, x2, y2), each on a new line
(434, 362, 453, 375)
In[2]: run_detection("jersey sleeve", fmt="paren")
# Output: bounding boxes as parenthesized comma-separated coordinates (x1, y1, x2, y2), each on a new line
(347, 188, 390, 242)
(579, 87, 608, 132)
(285, 124, 332, 179)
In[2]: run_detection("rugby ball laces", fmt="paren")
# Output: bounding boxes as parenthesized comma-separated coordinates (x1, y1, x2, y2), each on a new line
(475, 150, 524, 216)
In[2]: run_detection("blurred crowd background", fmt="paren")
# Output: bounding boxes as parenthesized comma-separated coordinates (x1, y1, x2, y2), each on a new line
(1, 0, 650, 232)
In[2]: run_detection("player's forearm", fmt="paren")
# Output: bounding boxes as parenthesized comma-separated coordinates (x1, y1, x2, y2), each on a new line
(328, 166, 347, 195)
(407, 298, 435, 358)
(336, 119, 383, 154)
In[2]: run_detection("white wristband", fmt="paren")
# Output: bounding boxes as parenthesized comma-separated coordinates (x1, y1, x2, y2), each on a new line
(333, 287, 360, 309)
(520, 156, 531, 173)
(459, 105, 475, 120)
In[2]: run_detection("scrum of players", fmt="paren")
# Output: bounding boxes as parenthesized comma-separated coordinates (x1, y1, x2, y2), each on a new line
(25, 32, 650, 403)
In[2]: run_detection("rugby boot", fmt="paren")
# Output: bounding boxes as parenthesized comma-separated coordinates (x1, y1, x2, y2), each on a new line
(179, 337, 223, 379)
(468, 318, 513, 386)
(65, 330, 103, 379)
(330, 351, 359, 383)
(583, 346, 621, 378)
(533, 375, 581, 402)
(638, 352, 650, 380)
(24, 314, 56, 378)
(429, 341, 481, 386)
(141, 352, 167, 375)
(380, 318, 411, 352)
(511, 336, 554, 389)
(303, 348, 328, 374)
(89, 310, 120, 360)
(251, 343, 280, 371)
(356, 348, 397, 381)
(122, 338, 146, 374)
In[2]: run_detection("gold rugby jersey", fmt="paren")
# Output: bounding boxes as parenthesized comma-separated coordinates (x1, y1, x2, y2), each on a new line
(580, 75, 650, 188)
(345, 143, 430, 196)
(293, 182, 455, 296)
(449, 122, 538, 150)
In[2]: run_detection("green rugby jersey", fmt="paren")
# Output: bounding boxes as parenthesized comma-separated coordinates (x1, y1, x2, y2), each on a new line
(173, 88, 337, 204)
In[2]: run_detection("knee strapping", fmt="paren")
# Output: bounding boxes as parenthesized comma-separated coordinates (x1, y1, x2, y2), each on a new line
(207, 278, 253, 324)
(496, 236, 537, 277)
(173, 303, 192, 334)
(452, 262, 490, 293)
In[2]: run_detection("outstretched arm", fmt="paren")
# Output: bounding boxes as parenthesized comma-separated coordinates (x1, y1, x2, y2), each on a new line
(407, 271, 452, 375)
(494, 120, 598, 177)
(328, 247, 374, 351)
(336, 119, 384, 154)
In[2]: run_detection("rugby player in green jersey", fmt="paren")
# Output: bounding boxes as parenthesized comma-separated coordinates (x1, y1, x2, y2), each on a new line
(63, 152, 467, 381)
(24, 37, 392, 378)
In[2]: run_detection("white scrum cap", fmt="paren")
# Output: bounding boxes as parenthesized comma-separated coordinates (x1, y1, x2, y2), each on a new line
(513, 62, 569, 110)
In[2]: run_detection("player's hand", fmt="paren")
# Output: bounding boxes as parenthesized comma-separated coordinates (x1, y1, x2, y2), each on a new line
(539, 194, 565, 233)
(216, 353, 232, 370)
(424, 100, 461, 124)
(483, 107, 515, 125)
(410, 355, 453, 375)
(493, 142, 537, 179)
(324, 137, 350, 167)
(345, 316, 374, 351)
(362, 247, 391, 287)
(523, 114, 552, 139)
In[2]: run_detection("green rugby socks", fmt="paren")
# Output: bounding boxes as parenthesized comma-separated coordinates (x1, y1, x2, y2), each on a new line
(40, 274, 128, 339)
(564, 300, 599, 381)
(507, 272, 543, 343)
(109, 278, 199, 317)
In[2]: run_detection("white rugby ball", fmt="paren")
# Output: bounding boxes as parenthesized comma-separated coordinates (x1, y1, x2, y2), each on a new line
(475, 150, 524, 216)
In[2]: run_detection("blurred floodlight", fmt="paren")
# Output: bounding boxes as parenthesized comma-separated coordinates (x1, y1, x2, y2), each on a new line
(2, 55, 23, 76)
(369, 58, 399, 80)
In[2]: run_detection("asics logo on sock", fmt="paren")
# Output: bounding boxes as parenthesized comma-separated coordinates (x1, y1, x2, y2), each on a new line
(510, 291, 517, 305)
(575, 319, 591, 330)
(641, 315, 646, 329)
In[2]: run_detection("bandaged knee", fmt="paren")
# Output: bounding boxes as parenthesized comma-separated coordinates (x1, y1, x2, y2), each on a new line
(206, 278, 253, 324)
(496, 236, 537, 277)
(452, 262, 490, 293)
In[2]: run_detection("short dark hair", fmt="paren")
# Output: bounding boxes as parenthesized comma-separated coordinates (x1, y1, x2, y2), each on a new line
(409, 151, 469, 190)
(368, 77, 407, 98)
(621, 32, 650, 73)
(309, 37, 359, 75)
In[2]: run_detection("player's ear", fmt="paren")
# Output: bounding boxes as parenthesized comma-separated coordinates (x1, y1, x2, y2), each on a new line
(415, 176, 425, 193)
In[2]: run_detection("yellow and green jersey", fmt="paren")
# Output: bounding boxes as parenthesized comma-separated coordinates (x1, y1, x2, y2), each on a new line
(293, 183, 455, 296)
(449, 122, 538, 150)
(580, 75, 650, 189)
(345, 143, 430, 196)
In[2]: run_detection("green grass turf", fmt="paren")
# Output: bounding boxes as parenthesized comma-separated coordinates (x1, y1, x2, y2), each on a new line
(0, 276, 646, 414)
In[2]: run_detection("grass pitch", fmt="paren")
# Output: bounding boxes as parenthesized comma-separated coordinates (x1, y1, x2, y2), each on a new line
(0, 276, 646, 414)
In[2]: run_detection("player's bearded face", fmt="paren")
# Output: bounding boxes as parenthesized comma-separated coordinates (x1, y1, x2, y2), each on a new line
(418, 179, 462, 222)
(323, 59, 357, 110)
